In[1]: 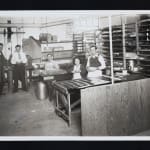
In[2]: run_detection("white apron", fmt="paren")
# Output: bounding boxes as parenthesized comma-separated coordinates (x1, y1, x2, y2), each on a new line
(73, 73, 81, 79)
(87, 70, 102, 79)
(73, 65, 81, 79)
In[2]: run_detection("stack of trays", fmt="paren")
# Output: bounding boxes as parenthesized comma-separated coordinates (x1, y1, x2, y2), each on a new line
(101, 25, 123, 72)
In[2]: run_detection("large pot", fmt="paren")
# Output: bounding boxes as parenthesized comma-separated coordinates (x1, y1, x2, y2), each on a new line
(35, 81, 48, 100)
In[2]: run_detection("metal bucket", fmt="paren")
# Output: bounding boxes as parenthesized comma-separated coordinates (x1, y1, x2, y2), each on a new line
(35, 81, 48, 100)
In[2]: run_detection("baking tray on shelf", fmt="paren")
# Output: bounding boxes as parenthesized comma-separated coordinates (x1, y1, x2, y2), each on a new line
(101, 47, 123, 52)
(138, 59, 150, 62)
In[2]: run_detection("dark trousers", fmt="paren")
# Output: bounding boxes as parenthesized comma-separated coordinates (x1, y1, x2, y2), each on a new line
(13, 64, 27, 91)
(0, 68, 4, 94)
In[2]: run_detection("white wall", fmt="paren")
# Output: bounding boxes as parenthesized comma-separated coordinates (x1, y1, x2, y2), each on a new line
(0, 15, 139, 60)
(73, 16, 99, 33)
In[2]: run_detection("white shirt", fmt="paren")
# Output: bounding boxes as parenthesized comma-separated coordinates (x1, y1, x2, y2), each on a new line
(11, 51, 27, 64)
(45, 60, 59, 71)
(86, 54, 106, 78)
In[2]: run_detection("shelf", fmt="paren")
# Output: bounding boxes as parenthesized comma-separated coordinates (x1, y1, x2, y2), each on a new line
(139, 64, 150, 67)
(139, 49, 150, 51)
(139, 45, 150, 47)
(139, 59, 150, 62)
(41, 41, 73, 44)
(138, 30, 150, 33)
(138, 19, 150, 24)
(139, 40, 150, 44)
(103, 55, 123, 58)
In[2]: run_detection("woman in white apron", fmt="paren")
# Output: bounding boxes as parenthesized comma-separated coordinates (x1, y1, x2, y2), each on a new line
(86, 46, 106, 80)
(72, 58, 82, 79)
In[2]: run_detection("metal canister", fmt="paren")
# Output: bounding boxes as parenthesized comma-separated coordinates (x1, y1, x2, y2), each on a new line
(35, 81, 48, 100)
(129, 60, 134, 71)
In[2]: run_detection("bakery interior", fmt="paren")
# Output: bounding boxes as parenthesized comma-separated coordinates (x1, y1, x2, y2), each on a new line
(0, 11, 150, 136)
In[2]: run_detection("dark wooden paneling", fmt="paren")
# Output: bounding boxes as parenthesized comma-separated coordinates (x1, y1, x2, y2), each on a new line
(81, 78, 150, 136)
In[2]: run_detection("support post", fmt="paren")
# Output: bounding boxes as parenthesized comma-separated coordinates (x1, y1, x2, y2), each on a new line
(108, 16, 114, 84)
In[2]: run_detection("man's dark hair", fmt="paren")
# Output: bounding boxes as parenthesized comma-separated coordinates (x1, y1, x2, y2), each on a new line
(90, 45, 97, 50)
(15, 44, 21, 48)
(47, 54, 53, 57)
(0, 43, 3, 46)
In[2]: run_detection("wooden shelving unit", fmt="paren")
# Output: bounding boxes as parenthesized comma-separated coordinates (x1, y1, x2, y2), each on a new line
(125, 23, 137, 53)
(124, 22, 139, 72)
(100, 25, 124, 73)
(138, 19, 150, 76)
(73, 33, 86, 64)
(83, 31, 96, 49)
(73, 33, 84, 53)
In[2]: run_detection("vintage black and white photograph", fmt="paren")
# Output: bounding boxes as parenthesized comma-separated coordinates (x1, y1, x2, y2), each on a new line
(0, 10, 150, 138)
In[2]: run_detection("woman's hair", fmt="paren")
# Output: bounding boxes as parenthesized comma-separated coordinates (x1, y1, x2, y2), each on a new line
(90, 45, 97, 50)
(73, 57, 80, 64)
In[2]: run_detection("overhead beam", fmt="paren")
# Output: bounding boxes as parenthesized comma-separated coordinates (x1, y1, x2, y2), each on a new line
(0, 23, 41, 28)
(40, 19, 73, 28)
(0, 19, 73, 28)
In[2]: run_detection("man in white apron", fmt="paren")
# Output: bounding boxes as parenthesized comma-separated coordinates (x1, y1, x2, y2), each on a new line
(86, 45, 106, 80)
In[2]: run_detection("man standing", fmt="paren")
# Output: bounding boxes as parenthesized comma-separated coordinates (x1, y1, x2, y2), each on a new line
(11, 45, 27, 92)
(86, 45, 106, 79)
(0, 43, 7, 95)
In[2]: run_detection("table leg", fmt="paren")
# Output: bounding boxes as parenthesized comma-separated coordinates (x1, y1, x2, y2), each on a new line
(8, 70, 13, 92)
(67, 93, 71, 126)
(54, 88, 71, 127)
(56, 90, 58, 109)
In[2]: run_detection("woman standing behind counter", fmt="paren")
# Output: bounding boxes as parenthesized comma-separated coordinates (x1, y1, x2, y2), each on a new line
(72, 57, 86, 79)
(86, 45, 106, 79)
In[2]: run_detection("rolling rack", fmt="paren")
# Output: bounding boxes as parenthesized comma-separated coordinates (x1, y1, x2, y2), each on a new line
(73, 33, 85, 64)
(125, 22, 139, 72)
(100, 25, 124, 74)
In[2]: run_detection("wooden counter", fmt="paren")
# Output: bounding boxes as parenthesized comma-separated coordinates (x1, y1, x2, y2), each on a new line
(81, 77, 150, 136)
(52, 78, 110, 126)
